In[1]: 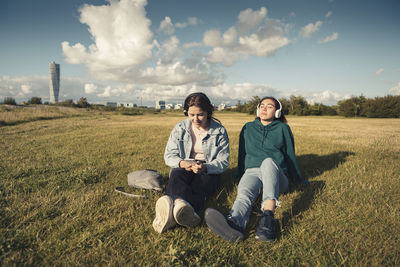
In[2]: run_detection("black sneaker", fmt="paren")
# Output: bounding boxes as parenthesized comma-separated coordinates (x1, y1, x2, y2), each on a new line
(255, 210, 276, 242)
(205, 208, 244, 243)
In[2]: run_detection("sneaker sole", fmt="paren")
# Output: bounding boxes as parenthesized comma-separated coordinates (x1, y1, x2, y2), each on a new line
(152, 196, 175, 233)
(174, 204, 200, 227)
(255, 234, 275, 242)
(204, 208, 244, 243)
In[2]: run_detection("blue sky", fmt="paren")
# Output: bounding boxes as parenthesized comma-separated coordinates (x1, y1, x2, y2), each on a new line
(0, 0, 399, 106)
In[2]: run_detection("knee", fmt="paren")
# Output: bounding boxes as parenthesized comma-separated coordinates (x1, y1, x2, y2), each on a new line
(237, 186, 259, 203)
(261, 158, 276, 169)
(169, 168, 185, 179)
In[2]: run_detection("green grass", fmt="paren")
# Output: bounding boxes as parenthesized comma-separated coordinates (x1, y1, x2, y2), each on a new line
(1, 107, 399, 266)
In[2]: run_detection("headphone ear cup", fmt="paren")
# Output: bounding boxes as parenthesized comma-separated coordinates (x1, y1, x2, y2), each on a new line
(275, 109, 281, 118)
(184, 110, 188, 116)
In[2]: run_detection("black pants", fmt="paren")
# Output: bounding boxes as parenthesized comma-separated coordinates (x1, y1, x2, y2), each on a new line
(166, 168, 220, 212)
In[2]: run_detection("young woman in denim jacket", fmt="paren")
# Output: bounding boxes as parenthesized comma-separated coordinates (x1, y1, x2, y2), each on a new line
(204, 96, 308, 242)
(152, 92, 230, 233)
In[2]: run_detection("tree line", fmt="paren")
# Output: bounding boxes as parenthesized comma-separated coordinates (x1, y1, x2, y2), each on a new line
(231, 95, 400, 118)
(2, 95, 400, 118)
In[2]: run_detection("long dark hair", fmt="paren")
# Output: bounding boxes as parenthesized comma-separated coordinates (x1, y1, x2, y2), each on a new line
(183, 92, 221, 124)
(258, 96, 287, 123)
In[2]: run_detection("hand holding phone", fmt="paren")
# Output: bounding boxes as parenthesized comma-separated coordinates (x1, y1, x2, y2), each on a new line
(191, 161, 207, 174)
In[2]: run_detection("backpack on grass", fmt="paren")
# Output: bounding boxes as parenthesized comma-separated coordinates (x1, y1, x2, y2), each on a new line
(115, 169, 164, 198)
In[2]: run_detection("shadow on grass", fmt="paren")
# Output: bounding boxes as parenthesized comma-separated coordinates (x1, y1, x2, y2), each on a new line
(203, 167, 238, 214)
(205, 151, 355, 240)
(276, 151, 355, 239)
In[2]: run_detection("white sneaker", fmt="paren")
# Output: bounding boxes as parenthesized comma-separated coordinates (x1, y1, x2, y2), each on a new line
(173, 199, 201, 227)
(152, 195, 176, 233)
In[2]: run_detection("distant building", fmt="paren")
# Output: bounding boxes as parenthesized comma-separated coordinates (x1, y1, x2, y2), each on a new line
(218, 103, 226, 111)
(155, 100, 166, 110)
(117, 103, 135, 108)
(166, 104, 174, 110)
(123, 103, 135, 108)
(106, 102, 117, 107)
(174, 104, 183, 110)
(49, 61, 60, 103)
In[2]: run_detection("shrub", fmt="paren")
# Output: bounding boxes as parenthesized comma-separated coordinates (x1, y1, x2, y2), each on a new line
(77, 97, 90, 108)
(3, 97, 17, 105)
(27, 97, 42, 105)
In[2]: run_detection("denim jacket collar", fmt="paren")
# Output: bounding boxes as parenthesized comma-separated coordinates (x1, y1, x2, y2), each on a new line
(181, 118, 223, 136)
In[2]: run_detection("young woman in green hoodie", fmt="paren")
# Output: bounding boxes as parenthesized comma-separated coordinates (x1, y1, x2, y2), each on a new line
(205, 96, 308, 243)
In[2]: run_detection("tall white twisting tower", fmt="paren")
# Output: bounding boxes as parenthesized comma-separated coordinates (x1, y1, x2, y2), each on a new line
(49, 61, 60, 103)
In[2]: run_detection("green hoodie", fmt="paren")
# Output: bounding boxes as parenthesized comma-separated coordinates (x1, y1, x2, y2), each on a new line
(237, 119, 304, 183)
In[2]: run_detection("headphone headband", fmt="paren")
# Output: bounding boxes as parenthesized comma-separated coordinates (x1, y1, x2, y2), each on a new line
(183, 92, 213, 118)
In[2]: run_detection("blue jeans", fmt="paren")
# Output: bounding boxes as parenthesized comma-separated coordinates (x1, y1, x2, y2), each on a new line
(229, 158, 289, 229)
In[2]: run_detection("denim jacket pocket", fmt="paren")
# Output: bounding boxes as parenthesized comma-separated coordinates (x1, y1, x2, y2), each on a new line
(178, 139, 185, 158)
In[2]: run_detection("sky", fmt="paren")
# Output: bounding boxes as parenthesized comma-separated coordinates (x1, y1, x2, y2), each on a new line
(0, 0, 399, 106)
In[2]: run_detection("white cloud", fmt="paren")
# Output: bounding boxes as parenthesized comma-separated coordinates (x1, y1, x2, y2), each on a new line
(203, 7, 290, 66)
(61, 0, 221, 87)
(389, 83, 400, 95)
(184, 42, 202, 48)
(160, 16, 175, 35)
(375, 68, 384, 75)
(203, 27, 238, 47)
(318, 32, 339, 44)
(175, 17, 199, 28)
(84, 83, 98, 94)
(97, 86, 112, 97)
(1, 75, 350, 106)
(21, 84, 32, 94)
(237, 7, 268, 36)
(307, 90, 344, 106)
(62, 0, 154, 79)
(299, 21, 323, 38)
(160, 16, 200, 35)
(139, 59, 221, 86)
(159, 36, 183, 64)
(325, 11, 333, 18)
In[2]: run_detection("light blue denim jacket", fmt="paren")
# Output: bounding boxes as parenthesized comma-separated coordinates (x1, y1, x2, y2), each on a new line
(164, 118, 230, 174)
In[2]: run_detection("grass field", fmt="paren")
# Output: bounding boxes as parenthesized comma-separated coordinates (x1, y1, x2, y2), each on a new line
(1, 106, 399, 266)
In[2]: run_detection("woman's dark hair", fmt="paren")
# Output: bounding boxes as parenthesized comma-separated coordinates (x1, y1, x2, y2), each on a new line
(258, 96, 287, 123)
(183, 92, 221, 123)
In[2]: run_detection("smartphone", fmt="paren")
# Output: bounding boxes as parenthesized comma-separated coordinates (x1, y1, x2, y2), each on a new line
(184, 159, 204, 165)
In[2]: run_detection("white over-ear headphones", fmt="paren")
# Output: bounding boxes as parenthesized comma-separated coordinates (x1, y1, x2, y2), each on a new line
(256, 97, 282, 118)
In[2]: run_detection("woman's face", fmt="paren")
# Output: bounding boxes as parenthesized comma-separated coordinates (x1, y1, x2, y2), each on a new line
(259, 98, 277, 122)
(188, 106, 209, 129)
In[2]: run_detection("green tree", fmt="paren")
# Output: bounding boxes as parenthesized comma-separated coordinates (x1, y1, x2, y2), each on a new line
(57, 99, 75, 107)
(27, 97, 42, 105)
(288, 95, 310, 115)
(77, 97, 90, 108)
(338, 96, 366, 117)
(3, 97, 16, 105)
(279, 98, 290, 115)
(235, 100, 247, 113)
(246, 96, 260, 115)
(362, 95, 400, 118)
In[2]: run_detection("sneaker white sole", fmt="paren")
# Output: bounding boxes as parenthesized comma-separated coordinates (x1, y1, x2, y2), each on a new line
(174, 202, 200, 227)
(152, 196, 175, 233)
